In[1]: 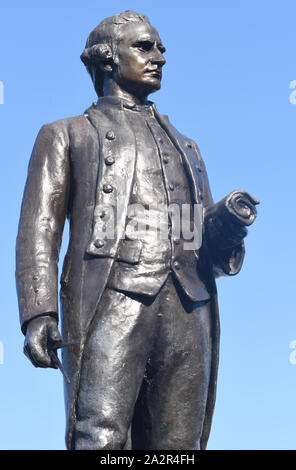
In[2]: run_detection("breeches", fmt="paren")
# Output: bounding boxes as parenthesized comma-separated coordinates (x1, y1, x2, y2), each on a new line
(73, 273, 212, 450)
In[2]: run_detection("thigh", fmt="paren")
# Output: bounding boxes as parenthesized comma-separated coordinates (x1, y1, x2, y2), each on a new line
(75, 287, 159, 449)
(132, 275, 212, 450)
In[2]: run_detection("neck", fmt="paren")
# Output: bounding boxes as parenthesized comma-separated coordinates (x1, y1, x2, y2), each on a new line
(102, 78, 148, 105)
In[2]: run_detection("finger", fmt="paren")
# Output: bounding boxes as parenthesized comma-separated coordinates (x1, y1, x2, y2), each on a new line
(225, 224, 248, 242)
(24, 343, 34, 364)
(24, 343, 47, 368)
(48, 322, 63, 347)
(47, 324, 63, 368)
(235, 226, 248, 238)
(29, 338, 53, 368)
(48, 351, 60, 370)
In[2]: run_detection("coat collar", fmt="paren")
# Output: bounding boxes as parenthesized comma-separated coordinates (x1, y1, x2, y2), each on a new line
(93, 96, 154, 113)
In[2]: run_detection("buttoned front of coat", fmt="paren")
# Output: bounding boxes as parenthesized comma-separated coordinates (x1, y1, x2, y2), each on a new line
(16, 97, 245, 450)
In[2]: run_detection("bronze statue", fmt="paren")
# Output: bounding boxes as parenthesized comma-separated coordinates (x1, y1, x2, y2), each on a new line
(16, 10, 258, 450)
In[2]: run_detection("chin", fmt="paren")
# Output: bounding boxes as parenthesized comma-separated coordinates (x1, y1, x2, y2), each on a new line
(128, 79, 161, 98)
(148, 85, 161, 95)
(142, 80, 161, 95)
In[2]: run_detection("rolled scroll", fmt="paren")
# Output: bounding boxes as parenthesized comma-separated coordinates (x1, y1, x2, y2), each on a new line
(205, 190, 259, 250)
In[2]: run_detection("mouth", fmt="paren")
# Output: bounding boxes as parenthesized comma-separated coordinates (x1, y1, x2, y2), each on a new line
(144, 69, 162, 80)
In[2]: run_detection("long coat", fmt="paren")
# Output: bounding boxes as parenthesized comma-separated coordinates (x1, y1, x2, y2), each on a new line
(16, 98, 245, 449)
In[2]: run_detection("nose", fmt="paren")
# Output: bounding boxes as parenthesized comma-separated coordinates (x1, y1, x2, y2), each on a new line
(150, 45, 166, 67)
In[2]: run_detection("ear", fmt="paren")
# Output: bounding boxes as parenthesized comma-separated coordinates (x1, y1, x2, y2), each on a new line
(81, 43, 114, 73)
(98, 62, 113, 73)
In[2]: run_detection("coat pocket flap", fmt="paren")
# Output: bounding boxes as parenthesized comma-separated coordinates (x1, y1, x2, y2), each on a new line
(116, 239, 142, 264)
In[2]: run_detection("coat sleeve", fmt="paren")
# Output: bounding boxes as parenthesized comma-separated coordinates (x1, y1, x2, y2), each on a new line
(16, 122, 70, 334)
(195, 144, 245, 278)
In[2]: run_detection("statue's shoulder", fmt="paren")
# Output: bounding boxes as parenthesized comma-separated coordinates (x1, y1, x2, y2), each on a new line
(35, 111, 97, 150)
(40, 113, 90, 134)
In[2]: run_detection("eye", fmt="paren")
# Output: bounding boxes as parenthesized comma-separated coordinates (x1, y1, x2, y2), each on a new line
(134, 41, 154, 52)
(158, 45, 166, 54)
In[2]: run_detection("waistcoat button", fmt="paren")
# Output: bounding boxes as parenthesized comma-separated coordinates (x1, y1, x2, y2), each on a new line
(103, 184, 113, 193)
(106, 131, 115, 140)
(105, 156, 115, 165)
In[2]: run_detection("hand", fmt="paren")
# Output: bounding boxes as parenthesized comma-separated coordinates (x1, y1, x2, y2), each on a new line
(210, 216, 248, 249)
(24, 316, 63, 368)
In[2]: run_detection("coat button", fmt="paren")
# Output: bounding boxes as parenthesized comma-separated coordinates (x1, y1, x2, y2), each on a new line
(106, 131, 115, 140)
(186, 142, 192, 148)
(103, 184, 113, 193)
(173, 261, 180, 270)
(163, 155, 169, 164)
(94, 239, 104, 248)
(169, 183, 174, 191)
(105, 156, 115, 165)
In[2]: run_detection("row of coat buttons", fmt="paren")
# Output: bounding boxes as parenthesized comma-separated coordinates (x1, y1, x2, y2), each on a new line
(105, 130, 115, 166)
(97, 130, 115, 249)
(104, 131, 116, 193)
(156, 141, 173, 189)
(154, 128, 177, 192)
(96, 129, 114, 249)
(156, 131, 203, 199)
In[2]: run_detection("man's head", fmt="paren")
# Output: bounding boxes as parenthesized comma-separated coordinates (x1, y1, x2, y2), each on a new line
(81, 10, 166, 99)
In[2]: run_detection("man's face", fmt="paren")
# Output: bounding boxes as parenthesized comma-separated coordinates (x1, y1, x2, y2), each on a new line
(113, 22, 166, 99)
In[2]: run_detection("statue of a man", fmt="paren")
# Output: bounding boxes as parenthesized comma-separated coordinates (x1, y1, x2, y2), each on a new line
(16, 10, 258, 450)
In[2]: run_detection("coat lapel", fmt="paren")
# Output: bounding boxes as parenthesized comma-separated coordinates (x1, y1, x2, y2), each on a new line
(154, 108, 202, 206)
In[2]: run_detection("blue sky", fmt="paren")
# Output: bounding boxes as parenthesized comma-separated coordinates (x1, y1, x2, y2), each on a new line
(0, 0, 296, 449)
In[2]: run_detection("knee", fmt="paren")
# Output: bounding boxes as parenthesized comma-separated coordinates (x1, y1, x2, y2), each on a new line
(73, 420, 127, 450)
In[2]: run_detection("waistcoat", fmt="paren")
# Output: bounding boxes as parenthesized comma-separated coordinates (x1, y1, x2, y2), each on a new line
(107, 101, 210, 302)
